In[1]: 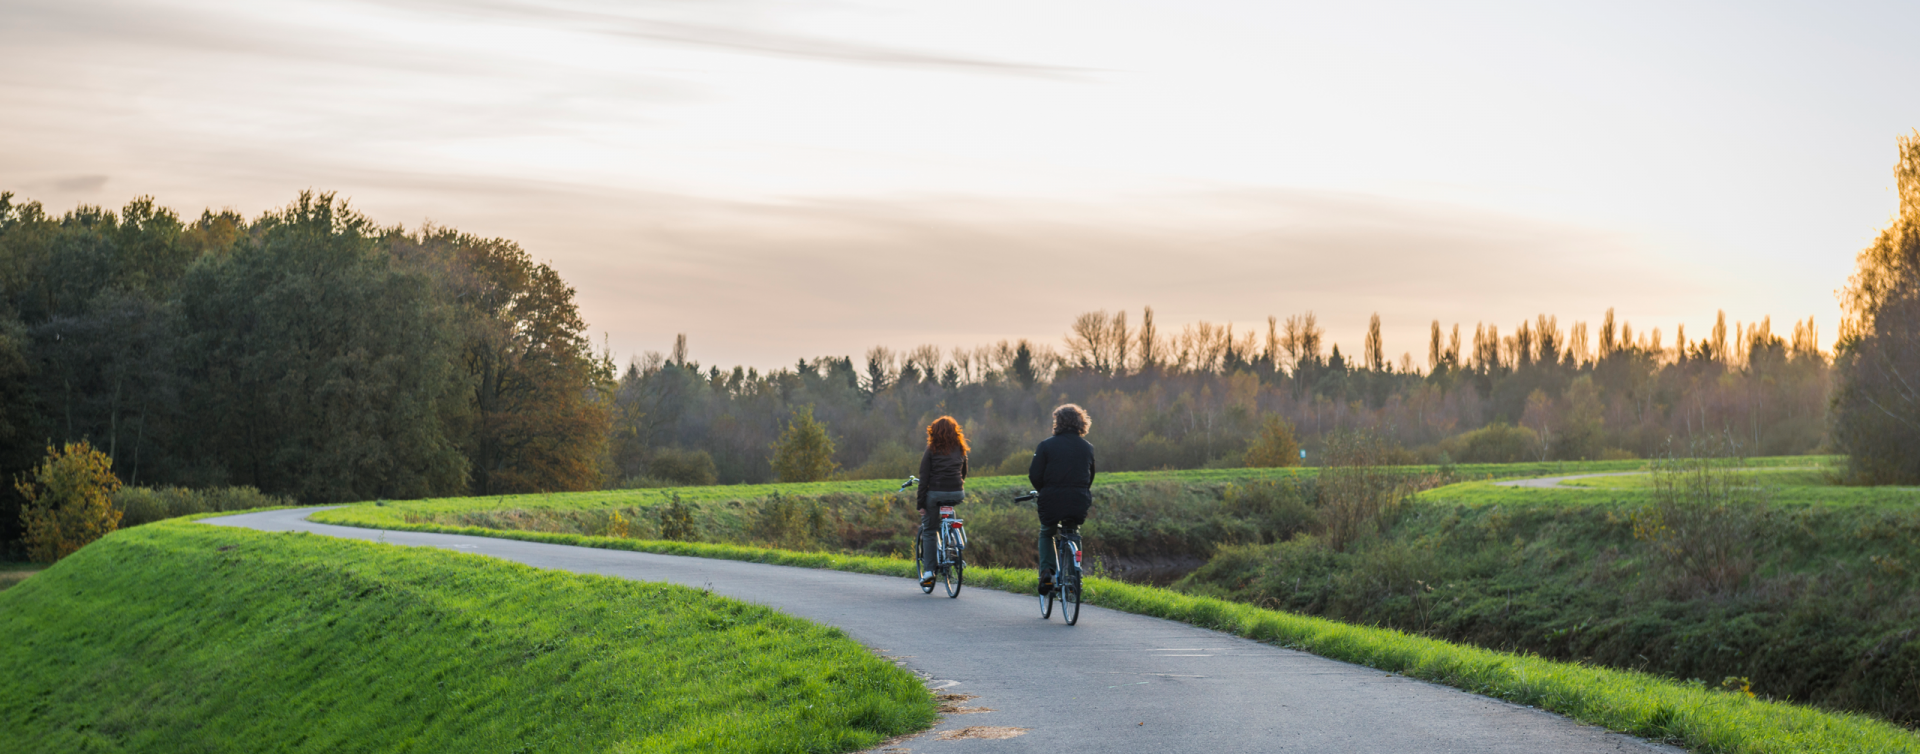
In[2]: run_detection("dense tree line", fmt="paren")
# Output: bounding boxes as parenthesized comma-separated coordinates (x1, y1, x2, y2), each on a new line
(607, 301, 1831, 487)
(0, 191, 610, 551)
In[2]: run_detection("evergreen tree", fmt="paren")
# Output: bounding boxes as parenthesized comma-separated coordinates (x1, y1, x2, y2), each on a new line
(863, 347, 892, 400)
(770, 405, 838, 482)
(1012, 341, 1037, 387)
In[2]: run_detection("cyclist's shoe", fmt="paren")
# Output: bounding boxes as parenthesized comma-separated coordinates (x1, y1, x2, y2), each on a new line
(1037, 571, 1054, 595)
(920, 571, 936, 588)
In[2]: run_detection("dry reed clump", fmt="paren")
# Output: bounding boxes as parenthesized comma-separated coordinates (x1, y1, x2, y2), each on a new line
(1630, 443, 1766, 599)
(1220, 478, 1316, 545)
(751, 491, 829, 550)
(658, 493, 699, 541)
(1314, 432, 1414, 553)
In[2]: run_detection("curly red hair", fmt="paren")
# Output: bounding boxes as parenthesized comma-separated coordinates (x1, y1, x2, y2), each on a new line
(926, 415, 969, 455)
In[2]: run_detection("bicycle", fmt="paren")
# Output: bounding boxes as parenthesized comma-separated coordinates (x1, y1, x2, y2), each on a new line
(1015, 490, 1081, 625)
(901, 477, 966, 598)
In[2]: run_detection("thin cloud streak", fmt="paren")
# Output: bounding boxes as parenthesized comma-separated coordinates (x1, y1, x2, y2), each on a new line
(595, 18, 1092, 78)
(360, 0, 1092, 79)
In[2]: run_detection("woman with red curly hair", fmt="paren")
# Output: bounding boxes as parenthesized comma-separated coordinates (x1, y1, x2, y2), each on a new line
(916, 415, 970, 587)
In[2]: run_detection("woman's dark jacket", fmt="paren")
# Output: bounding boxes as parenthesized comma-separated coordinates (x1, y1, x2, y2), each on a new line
(1028, 434, 1096, 517)
(917, 448, 968, 509)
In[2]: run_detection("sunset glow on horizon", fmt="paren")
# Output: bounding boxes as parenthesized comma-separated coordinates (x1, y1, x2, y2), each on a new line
(4, 0, 1916, 369)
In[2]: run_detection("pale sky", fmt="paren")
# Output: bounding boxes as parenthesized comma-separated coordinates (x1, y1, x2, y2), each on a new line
(4, 0, 1915, 369)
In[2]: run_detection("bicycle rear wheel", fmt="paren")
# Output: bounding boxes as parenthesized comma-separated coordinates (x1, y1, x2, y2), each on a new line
(944, 561, 964, 597)
(941, 530, 964, 597)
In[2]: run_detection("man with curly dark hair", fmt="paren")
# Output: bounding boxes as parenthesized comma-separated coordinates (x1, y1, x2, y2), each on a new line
(1028, 403, 1095, 595)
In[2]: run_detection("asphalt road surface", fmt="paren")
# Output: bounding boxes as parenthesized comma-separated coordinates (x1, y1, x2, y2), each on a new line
(1493, 467, 1830, 490)
(206, 507, 1681, 753)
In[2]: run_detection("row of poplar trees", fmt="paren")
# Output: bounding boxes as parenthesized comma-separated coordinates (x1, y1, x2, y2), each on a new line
(0, 191, 612, 546)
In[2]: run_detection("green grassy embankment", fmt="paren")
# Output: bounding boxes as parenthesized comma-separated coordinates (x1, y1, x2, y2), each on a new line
(299, 515, 1920, 753)
(0, 518, 934, 753)
(1180, 460, 1920, 729)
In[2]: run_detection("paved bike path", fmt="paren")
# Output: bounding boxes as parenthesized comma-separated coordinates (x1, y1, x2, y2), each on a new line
(205, 508, 1679, 753)
(1494, 471, 1648, 488)
(1493, 466, 1830, 489)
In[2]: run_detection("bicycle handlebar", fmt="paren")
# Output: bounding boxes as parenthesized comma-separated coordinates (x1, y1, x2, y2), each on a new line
(899, 476, 919, 491)
(1014, 490, 1038, 503)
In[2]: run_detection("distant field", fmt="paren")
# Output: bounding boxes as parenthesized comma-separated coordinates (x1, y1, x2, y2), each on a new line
(310, 455, 1851, 587)
(1555, 467, 1838, 489)
(315, 458, 1717, 581)
(317, 456, 1836, 531)
(0, 519, 934, 753)
(1427, 457, 1920, 509)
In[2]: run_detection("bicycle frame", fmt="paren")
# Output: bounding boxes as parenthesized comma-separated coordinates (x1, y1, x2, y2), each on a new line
(906, 477, 967, 597)
(936, 506, 968, 563)
(1019, 490, 1083, 625)
(1055, 534, 1080, 576)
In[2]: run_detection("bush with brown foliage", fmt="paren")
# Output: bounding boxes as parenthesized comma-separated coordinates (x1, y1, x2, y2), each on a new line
(16, 441, 122, 562)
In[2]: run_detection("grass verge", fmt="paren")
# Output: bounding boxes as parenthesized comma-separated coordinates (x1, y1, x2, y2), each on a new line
(318, 515, 1920, 754)
(0, 518, 934, 753)
(325, 458, 1839, 530)
(1438, 475, 1916, 507)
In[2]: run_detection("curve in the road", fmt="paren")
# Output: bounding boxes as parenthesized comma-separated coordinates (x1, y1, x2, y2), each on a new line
(206, 507, 1679, 753)
(1493, 471, 1648, 488)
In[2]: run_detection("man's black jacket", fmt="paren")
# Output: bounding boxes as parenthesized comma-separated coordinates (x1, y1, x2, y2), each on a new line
(1028, 433, 1096, 517)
